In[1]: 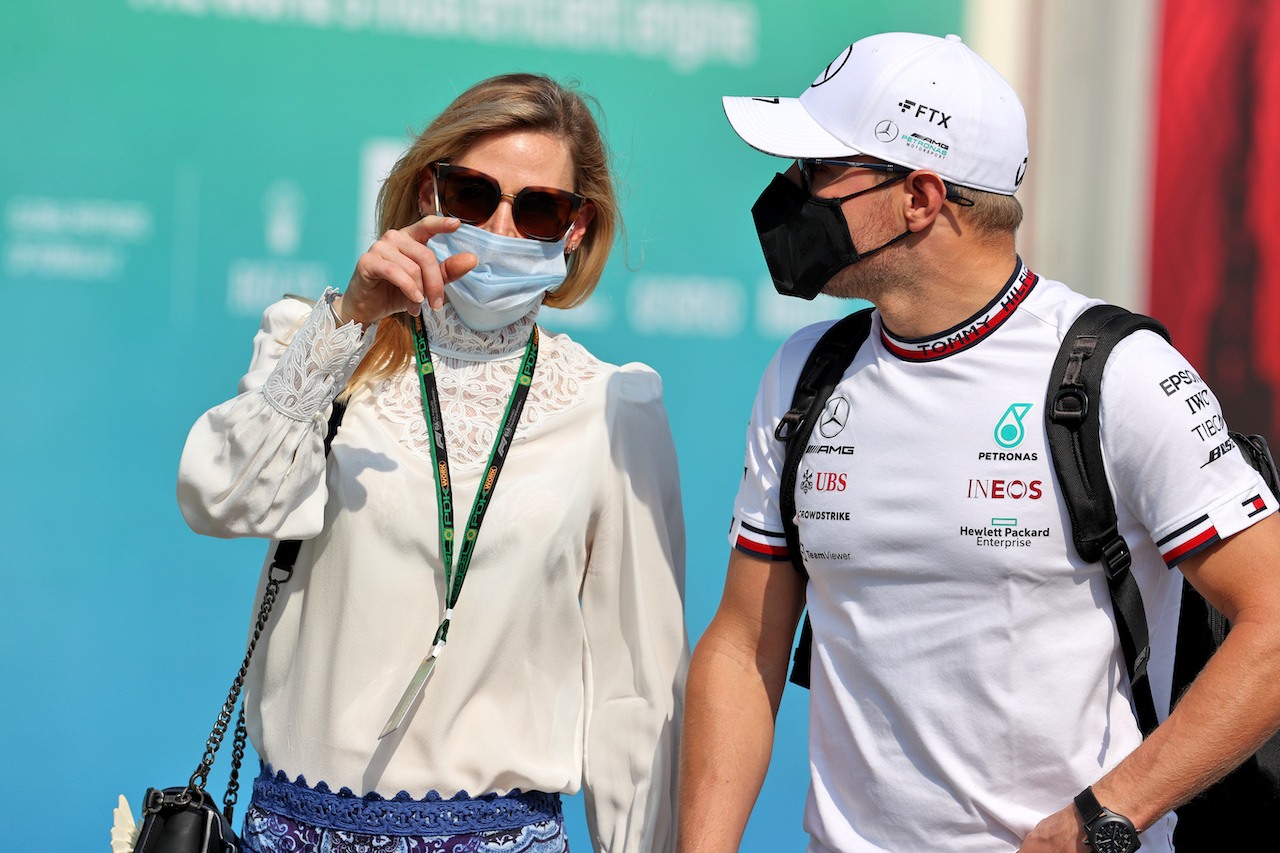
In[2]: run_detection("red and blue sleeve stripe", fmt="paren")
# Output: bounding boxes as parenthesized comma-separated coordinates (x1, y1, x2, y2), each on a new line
(734, 519, 790, 561)
(1157, 514, 1221, 567)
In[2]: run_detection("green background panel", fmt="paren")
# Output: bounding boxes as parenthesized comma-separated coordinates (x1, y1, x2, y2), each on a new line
(0, 2, 962, 849)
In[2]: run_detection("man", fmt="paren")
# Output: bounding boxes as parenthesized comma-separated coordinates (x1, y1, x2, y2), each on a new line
(678, 32, 1280, 853)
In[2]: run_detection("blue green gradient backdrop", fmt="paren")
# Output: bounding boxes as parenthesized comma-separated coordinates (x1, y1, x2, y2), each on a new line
(0, 2, 960, 849)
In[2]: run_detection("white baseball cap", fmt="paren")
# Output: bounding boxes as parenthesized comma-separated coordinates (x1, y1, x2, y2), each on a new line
(723, 32, 1028, 195)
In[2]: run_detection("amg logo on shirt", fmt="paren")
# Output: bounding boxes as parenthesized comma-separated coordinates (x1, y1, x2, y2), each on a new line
(806, 444, 855, 455)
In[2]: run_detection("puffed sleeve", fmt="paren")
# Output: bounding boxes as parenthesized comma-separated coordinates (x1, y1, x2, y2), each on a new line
(580, 364, 689, 853)
(176, 290, 376, 539)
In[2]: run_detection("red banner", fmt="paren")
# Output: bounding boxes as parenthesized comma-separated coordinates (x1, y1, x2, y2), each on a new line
(1150, 0, 1280, 437)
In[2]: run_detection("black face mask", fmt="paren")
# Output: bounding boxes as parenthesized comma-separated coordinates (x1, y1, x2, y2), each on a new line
(752, 172, 910, 300)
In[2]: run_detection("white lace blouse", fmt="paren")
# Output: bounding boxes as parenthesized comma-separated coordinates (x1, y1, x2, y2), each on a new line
(177, 291, 688, 853)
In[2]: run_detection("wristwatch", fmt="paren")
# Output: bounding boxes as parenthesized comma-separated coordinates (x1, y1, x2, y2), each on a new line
(1074, 787, 1141, 853)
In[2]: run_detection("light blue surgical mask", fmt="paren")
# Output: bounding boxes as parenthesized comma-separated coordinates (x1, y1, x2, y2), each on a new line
(426, 224, 568, 331)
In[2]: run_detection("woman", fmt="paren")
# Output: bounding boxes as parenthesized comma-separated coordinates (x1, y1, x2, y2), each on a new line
(178, 74, 687, 853)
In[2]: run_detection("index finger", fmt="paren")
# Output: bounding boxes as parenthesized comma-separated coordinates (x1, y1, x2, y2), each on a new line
(401, 215, 462, 243)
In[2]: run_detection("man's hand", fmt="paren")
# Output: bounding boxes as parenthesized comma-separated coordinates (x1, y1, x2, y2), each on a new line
(335, 215, 478, 326)
(1022, 513, 1280, 852)
(1017, 803, 1087, 853)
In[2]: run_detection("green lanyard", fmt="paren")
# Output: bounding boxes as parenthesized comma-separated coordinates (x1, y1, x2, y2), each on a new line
(379, 315, 539, 739)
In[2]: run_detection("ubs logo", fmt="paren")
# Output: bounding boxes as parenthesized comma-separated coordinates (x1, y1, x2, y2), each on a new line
(819, 396, 850, 438)
(803, 469, 848, 493)
(815, 472, 847, 491)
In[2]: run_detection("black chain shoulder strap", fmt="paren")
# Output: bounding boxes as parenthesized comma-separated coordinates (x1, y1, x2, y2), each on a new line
(185, 399, 347, 821)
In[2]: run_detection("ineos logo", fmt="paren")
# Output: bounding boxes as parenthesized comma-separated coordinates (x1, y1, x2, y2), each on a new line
(811, 46, 853, 87)
(819, 396, 850, 438)
(875, 120, 899, 143)
(967, 479, 1043, 500)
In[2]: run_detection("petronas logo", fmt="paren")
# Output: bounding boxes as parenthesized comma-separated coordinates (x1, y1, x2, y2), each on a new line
(994, 404, 1032, 448)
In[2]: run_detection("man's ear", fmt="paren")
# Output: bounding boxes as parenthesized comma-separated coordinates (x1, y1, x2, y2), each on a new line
(901, 170, 948, 232)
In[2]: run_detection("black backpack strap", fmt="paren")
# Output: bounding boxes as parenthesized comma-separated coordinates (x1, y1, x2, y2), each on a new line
(777, 308, 876, 575)
(1045, 304, 1170, 736)
(776, 307, 875, 688)
(1235, 433, 1280, 497)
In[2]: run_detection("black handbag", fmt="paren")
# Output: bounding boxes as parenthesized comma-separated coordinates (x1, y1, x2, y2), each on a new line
(131, 536, 303, 853)
(127, 402, 347, 853)
(133, 787, 240, 853)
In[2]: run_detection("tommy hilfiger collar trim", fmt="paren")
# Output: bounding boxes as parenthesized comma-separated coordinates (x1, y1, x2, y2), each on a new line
(880, 260, 1038, 362)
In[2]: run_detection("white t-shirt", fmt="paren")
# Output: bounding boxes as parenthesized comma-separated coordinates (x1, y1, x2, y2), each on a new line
(730, 263, 1275, 853)
(179, 293, 688, 853)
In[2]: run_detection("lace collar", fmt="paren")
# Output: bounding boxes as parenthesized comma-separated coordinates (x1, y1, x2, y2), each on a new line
(419, 302, 539, 363)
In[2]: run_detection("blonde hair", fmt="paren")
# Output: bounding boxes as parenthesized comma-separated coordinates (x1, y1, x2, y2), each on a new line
(347, 73, 620, 394)
(948, 185, 1023, 237)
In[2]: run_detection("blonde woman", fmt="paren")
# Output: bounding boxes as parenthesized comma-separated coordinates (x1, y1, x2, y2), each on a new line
(178, 73, 687, 853)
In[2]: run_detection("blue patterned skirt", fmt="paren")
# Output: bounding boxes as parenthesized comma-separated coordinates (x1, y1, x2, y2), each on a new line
(241, 766, 569, 853)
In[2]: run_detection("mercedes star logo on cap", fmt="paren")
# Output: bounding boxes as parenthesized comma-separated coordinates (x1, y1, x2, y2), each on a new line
(811, 45, 853, 87)
(875, 120, 899, 143)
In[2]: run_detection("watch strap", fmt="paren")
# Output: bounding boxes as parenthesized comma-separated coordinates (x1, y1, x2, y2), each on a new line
(1074, 786, 1105, 827)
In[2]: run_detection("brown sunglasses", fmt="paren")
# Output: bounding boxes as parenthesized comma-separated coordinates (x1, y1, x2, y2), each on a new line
(432, 162, 586, 242)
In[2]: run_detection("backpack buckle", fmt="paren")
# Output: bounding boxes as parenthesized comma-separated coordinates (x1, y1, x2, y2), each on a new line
(1050, 388, 1088, 426)
(1132, 644, 1150, 680)
(1101, 536, 1132, 581)
(775, 410, 804, 443)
